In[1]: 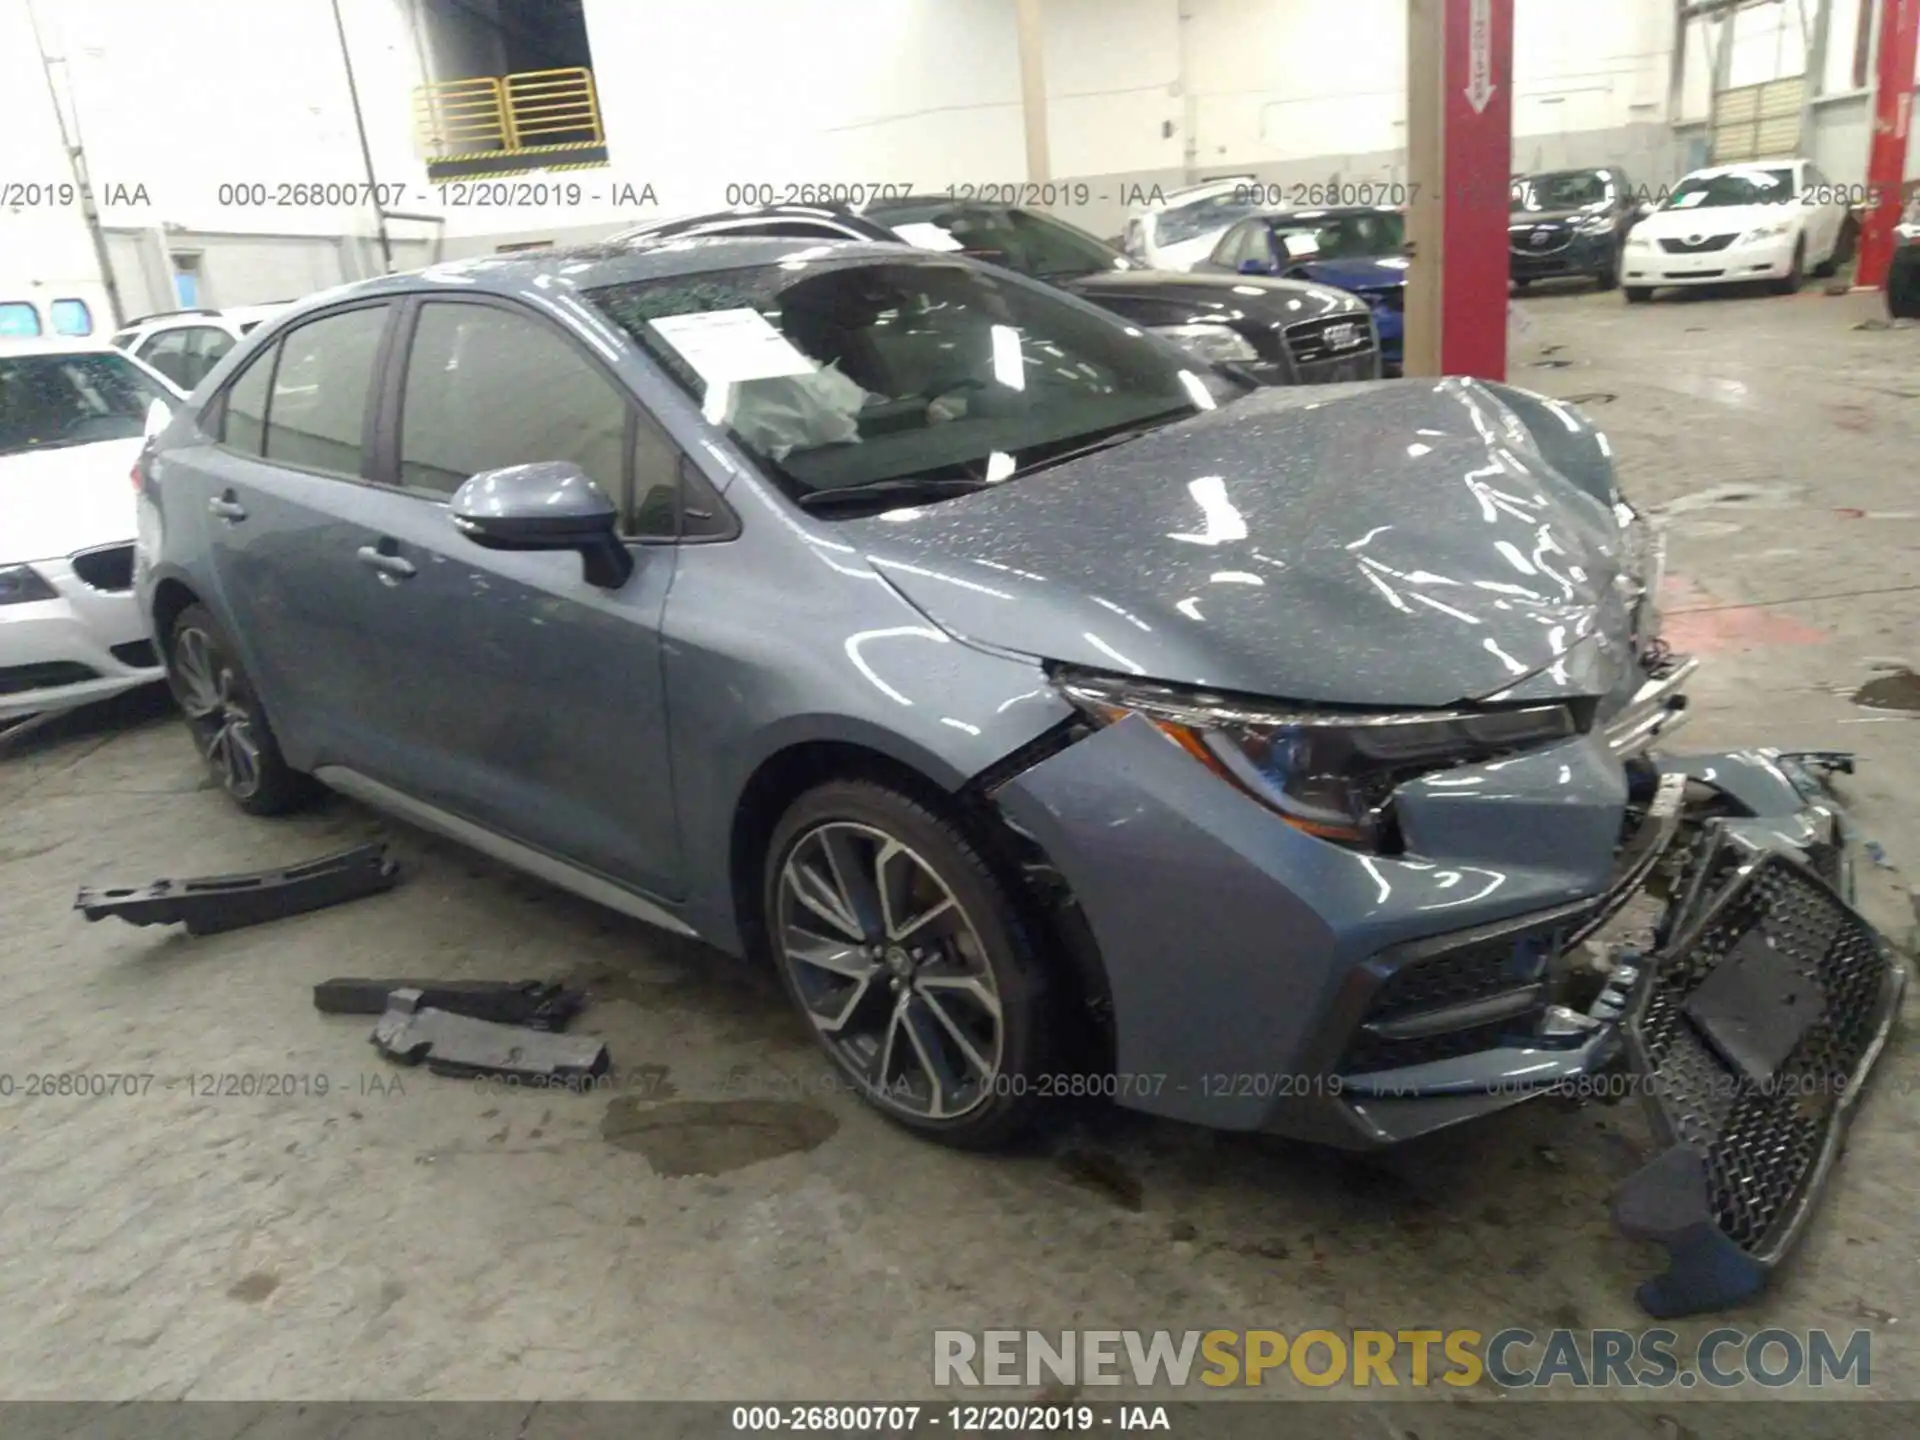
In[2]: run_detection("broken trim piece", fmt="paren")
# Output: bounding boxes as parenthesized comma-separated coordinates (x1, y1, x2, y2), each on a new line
(371, 989, 610, 1082)
(74, 844, 402, 936)
(315, 978, 584, 1031)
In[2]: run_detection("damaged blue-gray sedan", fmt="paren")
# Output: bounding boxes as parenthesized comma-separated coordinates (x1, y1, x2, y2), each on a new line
(131, 238, 1903, 1319)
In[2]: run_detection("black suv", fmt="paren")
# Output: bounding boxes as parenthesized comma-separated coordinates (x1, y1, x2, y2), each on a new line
(1508, 168, 1651, 291)
(610, 198, 1380, 387)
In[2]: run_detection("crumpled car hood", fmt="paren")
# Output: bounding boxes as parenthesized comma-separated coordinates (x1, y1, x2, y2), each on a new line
(844, 377, 1639, 709)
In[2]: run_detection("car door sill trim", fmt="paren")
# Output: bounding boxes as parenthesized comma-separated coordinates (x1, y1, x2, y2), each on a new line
(313, 765, 698, 939)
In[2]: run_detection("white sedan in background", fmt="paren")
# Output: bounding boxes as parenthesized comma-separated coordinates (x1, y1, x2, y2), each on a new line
(1121, 176, 1266, 271)
(1622, 158, 1850, 301)
(0, 338, 182, 727)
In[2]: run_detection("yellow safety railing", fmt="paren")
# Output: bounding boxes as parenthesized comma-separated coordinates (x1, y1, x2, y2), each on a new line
(413, 67, 603, 160)
(503, 67, 603, 147)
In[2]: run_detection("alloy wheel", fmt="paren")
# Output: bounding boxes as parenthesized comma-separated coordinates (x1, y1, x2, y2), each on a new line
(171, 625, 264, 800)
(775, 821, 1004, 1121)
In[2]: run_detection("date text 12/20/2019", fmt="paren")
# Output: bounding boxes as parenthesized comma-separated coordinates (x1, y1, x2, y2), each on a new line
(729, 1404, 1171, 1432)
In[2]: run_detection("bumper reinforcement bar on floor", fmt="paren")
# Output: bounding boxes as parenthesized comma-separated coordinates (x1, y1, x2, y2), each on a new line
(1611, 838, 1906, 1318)
(74, 843, 402, 936)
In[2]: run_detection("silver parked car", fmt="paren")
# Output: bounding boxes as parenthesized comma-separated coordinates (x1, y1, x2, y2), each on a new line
(134, 239, 1900, 1317)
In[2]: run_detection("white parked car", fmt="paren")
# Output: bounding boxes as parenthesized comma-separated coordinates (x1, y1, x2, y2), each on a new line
(0, 338, 182, 725)
(1621, 158, 1850, 302)
(1122, 176, 1266, 272)
(108, 303, 290, 392)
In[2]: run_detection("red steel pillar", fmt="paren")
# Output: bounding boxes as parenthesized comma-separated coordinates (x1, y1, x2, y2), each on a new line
(1406, 0, 1515, 380)
(1855, 0, 1918, 290)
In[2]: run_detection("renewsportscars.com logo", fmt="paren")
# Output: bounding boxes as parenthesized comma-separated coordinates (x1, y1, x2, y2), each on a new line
(932, 1328, 1873, 1390)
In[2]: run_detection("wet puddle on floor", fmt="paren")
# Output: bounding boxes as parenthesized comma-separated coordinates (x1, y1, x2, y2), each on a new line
(601, 1096, 839, 1176)
(1853, 670, 1920, 712)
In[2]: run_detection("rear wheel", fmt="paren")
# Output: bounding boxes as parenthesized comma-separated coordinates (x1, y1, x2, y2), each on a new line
(1625, 286, 1653, 304)
(166, 603, 317, 815)
(764, 780, 1051, 1149)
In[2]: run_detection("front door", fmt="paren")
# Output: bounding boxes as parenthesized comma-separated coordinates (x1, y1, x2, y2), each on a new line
(324, 296, 687, 899)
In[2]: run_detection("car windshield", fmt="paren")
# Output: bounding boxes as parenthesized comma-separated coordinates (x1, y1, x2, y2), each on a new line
(1513, 171, 1612, 212)
(1156, 193, 1265, 247)
(878, 205, 1132, 281)
(1662, 168, 1795, 210)
(586, 257, 1211, 509)
(0, 351, 170, 457)
(1270, 211, 1406, 260)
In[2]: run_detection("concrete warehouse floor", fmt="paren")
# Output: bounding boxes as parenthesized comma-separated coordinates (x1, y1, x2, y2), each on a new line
(1, 280, 1917, 1421)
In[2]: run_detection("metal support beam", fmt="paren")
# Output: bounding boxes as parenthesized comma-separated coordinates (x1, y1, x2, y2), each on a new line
(1405, 0, 1514, 380)
(23, 0, 126, 329)
(1798, 0, 1833, 160)
(330, 0, 395, 275)
(1015, 0, 1051, 184)
(1857, 0, 1919, 288)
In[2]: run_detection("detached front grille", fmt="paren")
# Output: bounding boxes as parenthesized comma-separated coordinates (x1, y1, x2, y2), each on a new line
(1658, 234, 1737, 254)
(1632, 852, 1897, 1257)
(1284, 314, 1375, 368)
(70, 543, 134, 592)
(0, 661, 99, 695)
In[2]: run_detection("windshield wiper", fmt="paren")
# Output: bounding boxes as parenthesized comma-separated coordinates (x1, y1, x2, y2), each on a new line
(795, 476, 991, 513)
(1010, 412, 1189, 480)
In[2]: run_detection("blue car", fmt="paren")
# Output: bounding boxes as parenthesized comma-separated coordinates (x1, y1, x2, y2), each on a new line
(1198, 207, 1408, 374)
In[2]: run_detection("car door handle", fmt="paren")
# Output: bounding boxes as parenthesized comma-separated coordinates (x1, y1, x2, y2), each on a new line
(208, 495, 247, 521)
(355, 545, 417, 580)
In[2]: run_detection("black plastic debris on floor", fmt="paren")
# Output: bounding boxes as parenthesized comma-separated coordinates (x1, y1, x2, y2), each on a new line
(75, 843, 401, 936)
(316, 977, 584, 1030)
(372, 989, 609, 1083)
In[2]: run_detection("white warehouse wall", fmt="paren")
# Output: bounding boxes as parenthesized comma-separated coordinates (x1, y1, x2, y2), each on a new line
(6, 0, 1914, 287)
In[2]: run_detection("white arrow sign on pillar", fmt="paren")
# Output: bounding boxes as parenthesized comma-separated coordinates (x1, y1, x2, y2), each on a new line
(1466, 0, 1496, 114)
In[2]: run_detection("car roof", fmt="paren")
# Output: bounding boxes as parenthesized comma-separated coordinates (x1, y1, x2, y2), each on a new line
(0, 336, 126, 358)
(1681, 159, 1804, 179)
(1257, 205, 1403, 221)
(275, 235, 939, 314)
(1148, 176, 1259, 210)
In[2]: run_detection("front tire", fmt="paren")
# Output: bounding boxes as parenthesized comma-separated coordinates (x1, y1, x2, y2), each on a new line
(165, 603, 316, 816)
(763, 780, 1051, 1149)
(1594, 246, 1621, 291)
(1624, 285, 1653, 304)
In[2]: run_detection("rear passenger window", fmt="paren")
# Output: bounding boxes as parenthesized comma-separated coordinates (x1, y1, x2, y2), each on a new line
(221, 347, 274, 455)
(398, 302, 628, 501)
(264, 306, 388, 476)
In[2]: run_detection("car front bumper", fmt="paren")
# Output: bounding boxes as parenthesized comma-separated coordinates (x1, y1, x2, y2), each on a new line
(1, 549, 164, 721)
(991, 672, 1902, 1315)
(1510, 229, 1615, 280)
(1624, 234, 1796, 288)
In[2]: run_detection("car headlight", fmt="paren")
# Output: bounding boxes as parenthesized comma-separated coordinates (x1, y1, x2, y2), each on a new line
(0, 565, 57, 606)
(1574, 212, 1614, 234)
(1150, 323, 1259, 365)
(1052, 667, 1584, 851)
(1738, 219, 1793, 246)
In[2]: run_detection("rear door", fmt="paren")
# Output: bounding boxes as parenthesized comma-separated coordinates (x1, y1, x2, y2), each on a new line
(308, 294, 689, 898)
(185, 301, 397, 761)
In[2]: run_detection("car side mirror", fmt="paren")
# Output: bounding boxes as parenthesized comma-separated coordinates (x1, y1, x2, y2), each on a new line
(449, 461, 634, 589)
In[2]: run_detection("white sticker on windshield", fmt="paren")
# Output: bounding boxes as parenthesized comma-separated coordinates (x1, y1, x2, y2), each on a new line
(647, 308, 818, 383)
(890, 222, 967, 252)
(1282, 232, 1321, 257)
